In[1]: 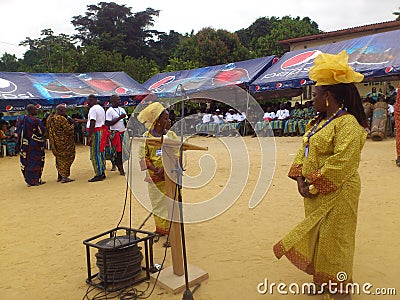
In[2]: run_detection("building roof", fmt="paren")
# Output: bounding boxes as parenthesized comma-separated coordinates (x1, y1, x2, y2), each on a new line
(279, 20, 400, 48)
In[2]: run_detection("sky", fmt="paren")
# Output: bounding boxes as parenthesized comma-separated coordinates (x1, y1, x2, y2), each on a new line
(0, 0, 399, 58)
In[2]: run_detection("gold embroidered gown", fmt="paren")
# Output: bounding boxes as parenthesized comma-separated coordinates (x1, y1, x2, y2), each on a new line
(46, 114, 75, 177)
(273, 114, 367, 288)
(139, 130, 178, 235)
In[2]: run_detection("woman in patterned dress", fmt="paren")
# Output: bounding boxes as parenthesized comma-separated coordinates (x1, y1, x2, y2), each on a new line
(273, 51, 368, 300)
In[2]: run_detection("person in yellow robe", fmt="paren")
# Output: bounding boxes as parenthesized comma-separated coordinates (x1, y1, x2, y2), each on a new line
(137, 102, 178, 239)
(46, 105, 76, 183)
(273, 51, 368, 300)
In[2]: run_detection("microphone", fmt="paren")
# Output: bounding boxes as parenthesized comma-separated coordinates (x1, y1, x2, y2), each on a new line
(174, 84, 188, 100)
(181, 86, 187, 100)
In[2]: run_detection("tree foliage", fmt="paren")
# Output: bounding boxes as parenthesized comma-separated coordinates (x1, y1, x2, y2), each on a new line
(71, 2, 161, 59)
(174, 27, 250, 67)
(163, 57, 199, 72)
(394, 7, 400, 20)
(239, 16, 321, 57)
(19, 29, 78, 72)
(0, 2, 323, 85)
(236, 17, 279, 53)
(0, 53, 22, 71)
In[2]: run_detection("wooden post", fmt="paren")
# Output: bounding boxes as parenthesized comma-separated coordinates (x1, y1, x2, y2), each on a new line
(136, 137, 209, 292)
(164, 170, 184, 276)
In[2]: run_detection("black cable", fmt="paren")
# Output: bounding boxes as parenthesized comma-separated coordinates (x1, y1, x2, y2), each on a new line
(83, 137, 181, 300)
(138, 180, 178, 299)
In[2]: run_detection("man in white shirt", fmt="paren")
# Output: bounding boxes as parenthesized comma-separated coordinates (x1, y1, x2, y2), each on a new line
(274, 104, 290, 136)
(225, 110, 235, 122)
(87, 94, 106, 182)
(197, 109, 212, 136)
(236, 111, 246, 122)
(212, 109, 224, 124)
(263, 107, 276, 121)
(105, 94, 127, 175)
(202, 110, 212, 123)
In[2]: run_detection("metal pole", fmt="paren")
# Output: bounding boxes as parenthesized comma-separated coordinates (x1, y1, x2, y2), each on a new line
(176, 84, 194, 300)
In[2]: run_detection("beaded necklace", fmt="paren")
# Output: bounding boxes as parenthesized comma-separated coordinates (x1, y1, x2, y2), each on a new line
(304, 108, 344, 158)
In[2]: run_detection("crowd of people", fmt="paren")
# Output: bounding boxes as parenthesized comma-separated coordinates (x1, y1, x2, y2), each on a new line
(0, 117, 17, 156)
(362, 85, 397, 139)
(254, 101, 317, 137)
(0, 50, 400, 299)
(180, 101, 316, 138)
(0, 94, 128, 186)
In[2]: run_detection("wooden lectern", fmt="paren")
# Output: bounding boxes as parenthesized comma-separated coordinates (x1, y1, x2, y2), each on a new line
(137, 136, 209, 294)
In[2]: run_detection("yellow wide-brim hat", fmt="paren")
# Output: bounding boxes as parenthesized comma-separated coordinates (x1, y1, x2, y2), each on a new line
(309, 50, 364, 86)
(137, 102, 165, 129)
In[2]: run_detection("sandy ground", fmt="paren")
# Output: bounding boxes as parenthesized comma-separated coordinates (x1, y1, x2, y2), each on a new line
(0, 136, 399, 300)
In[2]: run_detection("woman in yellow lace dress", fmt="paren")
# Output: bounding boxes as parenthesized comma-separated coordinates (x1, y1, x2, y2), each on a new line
(273, 51, 368, 300)
(138, 102, 177, 238)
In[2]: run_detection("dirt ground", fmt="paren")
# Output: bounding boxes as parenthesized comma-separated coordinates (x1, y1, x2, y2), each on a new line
(0, 136, 399, 300)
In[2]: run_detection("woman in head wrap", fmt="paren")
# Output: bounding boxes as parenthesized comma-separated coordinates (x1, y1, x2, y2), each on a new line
(137, 102, 178, 238)
(273, 51, 368, 300)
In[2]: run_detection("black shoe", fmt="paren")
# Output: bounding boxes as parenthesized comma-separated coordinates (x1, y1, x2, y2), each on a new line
(101, 173, 106, 179)
(117, 165, 125, 176)
(88, 175, 103, 182)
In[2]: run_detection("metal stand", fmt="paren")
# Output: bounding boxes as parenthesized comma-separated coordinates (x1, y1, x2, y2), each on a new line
(148, 86, 208, 295)
(83, 227, 156, 292)
(176, 85, 194, 300)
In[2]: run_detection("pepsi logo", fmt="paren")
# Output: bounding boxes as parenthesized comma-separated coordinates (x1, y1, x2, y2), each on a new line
(281, 50, 322, 70)
(272, 57, 279, 64)
(300, 79, 307, 85)
(84, 101, 89, 106)
(115, 87, 127, 94)
(0, 78, 17, 93)
(276, 83, 283, 88)
(35, 104, 41, 109)
(104, 101, 110, 107)
(149, 75, 175, 91)
(123, 101, 128, 106)
(61, 103, 67, 107)
(6, 105, 13, 111)
(255, 85, 260, 91)
(385, 66, 393, 73)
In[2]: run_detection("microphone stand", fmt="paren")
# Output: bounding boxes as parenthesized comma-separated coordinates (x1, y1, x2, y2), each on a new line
(174, 84, 194, 300)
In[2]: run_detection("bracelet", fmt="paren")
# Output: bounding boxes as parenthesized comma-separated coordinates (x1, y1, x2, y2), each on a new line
(308, 184, 319, 195)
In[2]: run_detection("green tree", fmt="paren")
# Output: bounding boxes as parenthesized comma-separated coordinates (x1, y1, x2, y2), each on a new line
(0, 53, 21, 71)
(149, 30, 184, 69)
(254, 16, 321, 57)
(394, 7, 400, 20)
(74, 45, 124, 72)
(20, 29, 78, 72)
(174, 27, 250, 67)
(162, 57, 199, 72)
(123, 56, 159, 83)
(236, 17, 279, 53)
(71, 2, 161, 59)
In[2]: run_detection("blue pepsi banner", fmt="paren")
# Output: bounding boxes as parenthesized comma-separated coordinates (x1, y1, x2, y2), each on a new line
(250, 29, 400, 92)
(0, 72, 149, 112)
(143, 56, 277, 98)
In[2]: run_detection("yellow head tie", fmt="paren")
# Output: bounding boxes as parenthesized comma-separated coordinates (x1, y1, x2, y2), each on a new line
(137, 102, 165, 129)
(308, 50, 364, 86)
